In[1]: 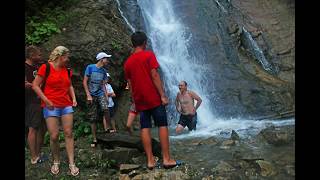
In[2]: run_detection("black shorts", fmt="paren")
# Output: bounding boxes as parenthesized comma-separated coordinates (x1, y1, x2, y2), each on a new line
(178, 113, 197, 131)
(140, 105, 168, 129)
(25, 103, 45, 129)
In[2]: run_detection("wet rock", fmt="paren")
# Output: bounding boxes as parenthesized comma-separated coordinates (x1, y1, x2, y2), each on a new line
(258, 125, 295, 146)
(194, 137, 219, 146)
(230, 130, 240, 141)
(221, 140, 235, 147)
(119, 174, 131, 180)
(117, 0, 146, 31)
(120, 164, 140, 174)
(227, 23, 239, 34)
(212, 161, 236, 174)
(102, 147, 141, 164)
(131, 156, 146, 165)
(97, 133, 162, 157)
(251, 30, 262, 38)
(190, 139, 203, 146)
(255, 160, 276, 177)
(231, 150, 242, 160)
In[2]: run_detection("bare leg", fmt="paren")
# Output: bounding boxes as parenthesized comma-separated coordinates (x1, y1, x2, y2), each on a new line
(159, 126, 177, 165)
(46, 117, 60, 163)
(110, 118, 116, 131)
(102, 116, 108, 131)
(61, 113, 75, 165)
(141, 128, 155, 167)
(175, 124, 184, 134)
(104, 111, 111, 130)
(28, 127, 38, 162)
(126, 112, 136, 135)
(91, 123, 97, 142)
(36, 121, 47, 154)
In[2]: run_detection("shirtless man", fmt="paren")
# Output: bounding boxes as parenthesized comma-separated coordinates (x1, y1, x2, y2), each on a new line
(175, 81, 202, 134)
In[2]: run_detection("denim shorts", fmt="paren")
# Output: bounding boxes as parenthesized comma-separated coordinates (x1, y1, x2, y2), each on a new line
(140, 105, 168, 129)
(43, 106, 74, 119)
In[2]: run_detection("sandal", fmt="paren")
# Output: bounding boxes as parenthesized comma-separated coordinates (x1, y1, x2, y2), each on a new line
(30, 156, 45, 164)
(105, 128, 111, 133)
(50, 162, 60, 175)
(91, 140, 98, 148)
(147, 156, 160, 170)
(109, 129, 117, 133)
(163, 160, 182, 169)
(69, 164, 80, 176)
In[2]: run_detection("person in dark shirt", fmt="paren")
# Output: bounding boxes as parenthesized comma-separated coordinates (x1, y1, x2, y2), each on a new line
(25, 45, 47, 164)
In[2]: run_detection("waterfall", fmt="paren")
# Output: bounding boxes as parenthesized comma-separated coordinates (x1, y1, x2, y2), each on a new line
(117, 0, 294, 137)
(136, 0, 216, 129)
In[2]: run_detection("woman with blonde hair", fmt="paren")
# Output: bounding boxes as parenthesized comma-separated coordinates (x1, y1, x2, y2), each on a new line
(33, 46, 79, 176)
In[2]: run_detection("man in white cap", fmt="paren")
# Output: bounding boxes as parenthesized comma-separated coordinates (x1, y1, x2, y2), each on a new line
(83, 52, 112, 147)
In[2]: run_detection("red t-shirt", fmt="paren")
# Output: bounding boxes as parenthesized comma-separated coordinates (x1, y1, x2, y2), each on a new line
(124, 50, 161, 111)
(37, 63, 73, 108)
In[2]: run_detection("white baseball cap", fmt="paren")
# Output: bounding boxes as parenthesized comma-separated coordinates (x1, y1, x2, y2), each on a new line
(96, 52, 112, 61)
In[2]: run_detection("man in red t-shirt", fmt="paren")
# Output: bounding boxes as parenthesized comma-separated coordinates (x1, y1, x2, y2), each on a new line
(124, 31, 181, 169)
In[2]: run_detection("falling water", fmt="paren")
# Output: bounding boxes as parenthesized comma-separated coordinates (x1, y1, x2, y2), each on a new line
(117, 0, 294, 137)
(136, 0, 216, 128)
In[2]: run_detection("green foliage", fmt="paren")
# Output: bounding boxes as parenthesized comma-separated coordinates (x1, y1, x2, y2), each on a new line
(26, 20, 61, 44)
(25, 4, 74, 45)
(73, 121, 91, 139)
(111, 41, 122, 50)
(97, 159, 111, 169)
(44, 131, 50, 145)
(73, 109, 92, 139)
(58, 131, 65, 141)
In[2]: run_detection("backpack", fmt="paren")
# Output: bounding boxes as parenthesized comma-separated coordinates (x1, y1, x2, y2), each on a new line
(41, 62, 71, 91)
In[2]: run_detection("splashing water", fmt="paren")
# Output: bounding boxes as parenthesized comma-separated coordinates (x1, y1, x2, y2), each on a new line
(117, 0, 295, 138)
(170, 117, 295, 139)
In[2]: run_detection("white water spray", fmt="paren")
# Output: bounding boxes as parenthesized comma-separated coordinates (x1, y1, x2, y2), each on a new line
(118, 0, 295, 138)
(137, 0, 216, 128)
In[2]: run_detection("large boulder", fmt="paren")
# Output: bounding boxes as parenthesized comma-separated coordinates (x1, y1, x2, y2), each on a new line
(97, 132, 162, 157)
(257, 125, 295, 146)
